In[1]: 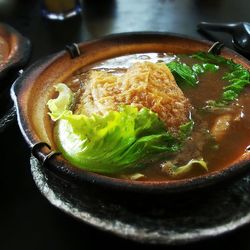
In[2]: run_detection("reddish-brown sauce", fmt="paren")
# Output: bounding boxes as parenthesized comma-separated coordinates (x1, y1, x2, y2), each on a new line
(64, 53, 250, 181)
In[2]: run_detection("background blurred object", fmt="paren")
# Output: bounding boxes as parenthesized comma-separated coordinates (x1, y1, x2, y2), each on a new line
(41, 0, 82, 21)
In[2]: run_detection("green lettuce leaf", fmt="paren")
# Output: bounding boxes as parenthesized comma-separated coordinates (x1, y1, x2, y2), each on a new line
(55, 106, 185, 174)
(167, 61, 198, 87)
(179, 120, 194, 141)
(162, 158, 208, 177)
(166, 61, 219, 87)
(192, 63, 219, 74)
(191, 52, 250, 108)
(48, 84, 193, 174)
(191, 52, 230, 65)
(221, 65, 250, 103)
(47, 83, 74, 121)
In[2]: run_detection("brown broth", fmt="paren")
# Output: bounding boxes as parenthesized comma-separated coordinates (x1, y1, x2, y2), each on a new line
(64, 53, 250, 181)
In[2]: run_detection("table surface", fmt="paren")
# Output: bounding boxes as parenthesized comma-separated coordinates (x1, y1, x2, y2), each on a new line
(1, 0, 250, 249)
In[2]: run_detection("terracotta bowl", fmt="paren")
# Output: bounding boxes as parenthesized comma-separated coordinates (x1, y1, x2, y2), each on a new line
(0, 23, 30, 79)
(11, 32, 250, 194)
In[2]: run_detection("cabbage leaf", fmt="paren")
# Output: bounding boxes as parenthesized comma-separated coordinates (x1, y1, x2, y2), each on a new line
(167, 61, 198, 87)
(47, 83, 74, 121)
(48, 84, 193, 174)
(162, 158, 208, 177)
(166, 61, 219, 87)
(192, 52, 250, 108)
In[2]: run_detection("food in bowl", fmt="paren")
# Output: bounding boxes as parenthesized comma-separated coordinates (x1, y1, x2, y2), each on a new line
(46, 52, 250, 181)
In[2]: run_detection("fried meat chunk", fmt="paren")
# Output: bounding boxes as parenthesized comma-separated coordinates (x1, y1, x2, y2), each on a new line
(76, 62, 191, 133)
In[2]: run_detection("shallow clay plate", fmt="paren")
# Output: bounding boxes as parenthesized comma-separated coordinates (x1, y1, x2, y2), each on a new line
(11, 32, 250, 193)
(31, 155, 250, 245)
(0, 23, 30, 79)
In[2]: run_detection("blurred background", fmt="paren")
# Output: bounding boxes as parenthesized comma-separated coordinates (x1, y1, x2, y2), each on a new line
(1, 0, 248, 62)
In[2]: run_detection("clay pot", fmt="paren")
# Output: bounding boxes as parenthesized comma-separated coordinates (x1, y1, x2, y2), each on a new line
(11, 32, 250, 193)
(0, 23, 30, 79)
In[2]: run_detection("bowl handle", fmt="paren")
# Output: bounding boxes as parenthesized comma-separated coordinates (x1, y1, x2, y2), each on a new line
(0, 106, 16, 133)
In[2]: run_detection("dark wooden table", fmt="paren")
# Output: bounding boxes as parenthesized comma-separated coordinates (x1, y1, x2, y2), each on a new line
(1, 0, 250, 249)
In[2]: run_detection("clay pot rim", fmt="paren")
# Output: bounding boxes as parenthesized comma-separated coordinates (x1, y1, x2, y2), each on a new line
(11, 32, 250, 194)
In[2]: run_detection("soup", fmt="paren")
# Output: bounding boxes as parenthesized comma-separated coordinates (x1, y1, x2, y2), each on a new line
(47, 52, 250, 181)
